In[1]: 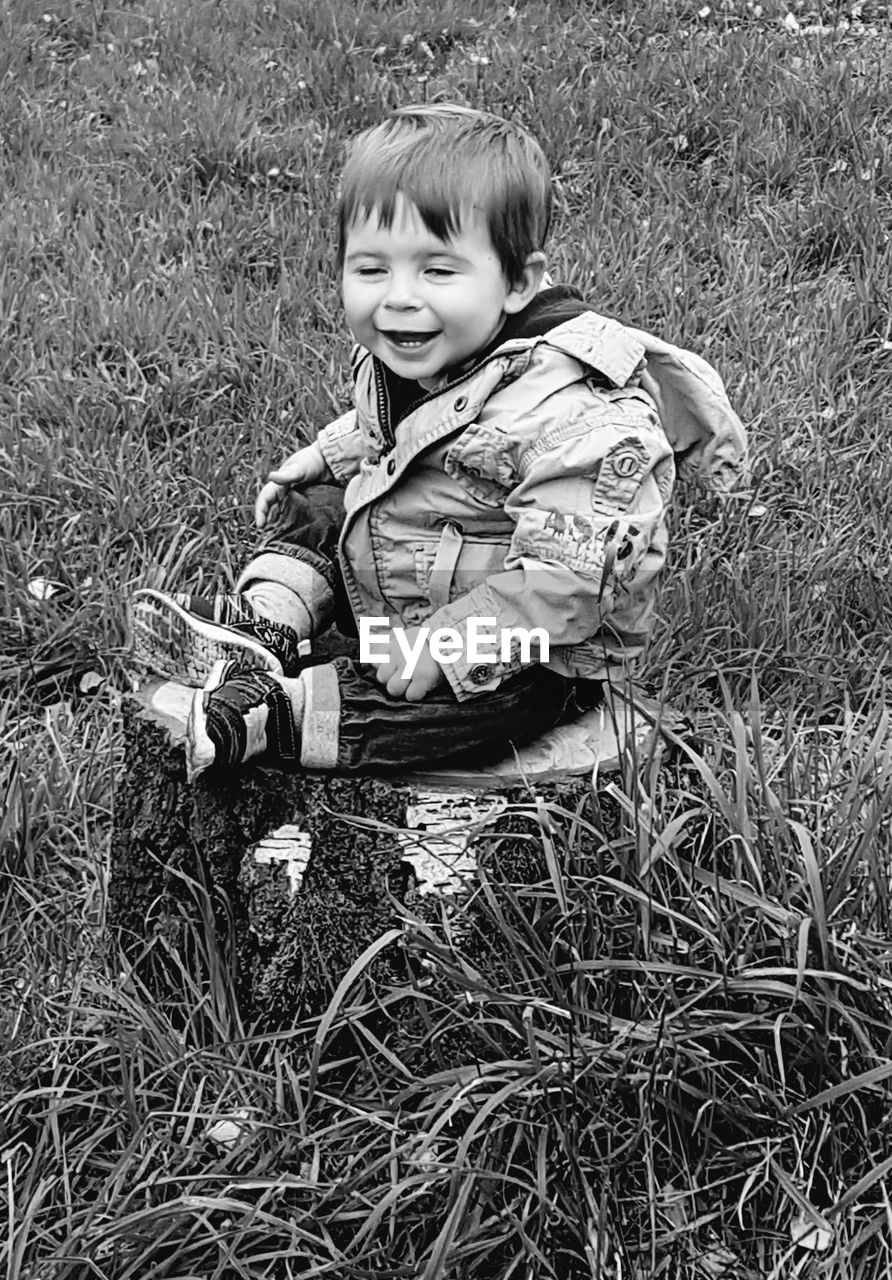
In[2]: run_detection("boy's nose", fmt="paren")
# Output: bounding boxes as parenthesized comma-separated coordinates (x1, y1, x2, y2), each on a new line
(382, 271, 421, 310)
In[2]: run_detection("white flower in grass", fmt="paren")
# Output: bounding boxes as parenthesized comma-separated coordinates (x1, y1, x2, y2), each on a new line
(791, 1211, 833, 1252)
(206, 1108, 255, 1149)
(412, 1143, 444, 1170)
(298, 1152, 321, 1183)
(783, 12, 801, 32)
(27, 577, 61, 600)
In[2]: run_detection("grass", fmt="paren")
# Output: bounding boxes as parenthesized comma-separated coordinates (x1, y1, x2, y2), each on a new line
(2, 0, 892, 1274)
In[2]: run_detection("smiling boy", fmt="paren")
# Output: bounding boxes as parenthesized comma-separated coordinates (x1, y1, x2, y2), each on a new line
(344, 191, 538, 386)
(131, 103, 746, 777)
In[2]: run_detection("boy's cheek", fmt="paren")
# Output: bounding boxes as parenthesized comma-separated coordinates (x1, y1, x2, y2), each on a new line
(342, 296, 372, 334)
(340, 285, 364, 325)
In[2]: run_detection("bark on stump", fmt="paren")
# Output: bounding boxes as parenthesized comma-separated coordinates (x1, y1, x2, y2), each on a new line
(109, 679, 673, 1029)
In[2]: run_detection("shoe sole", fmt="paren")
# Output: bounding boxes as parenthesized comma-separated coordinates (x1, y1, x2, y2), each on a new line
(131, 589, 284, 685)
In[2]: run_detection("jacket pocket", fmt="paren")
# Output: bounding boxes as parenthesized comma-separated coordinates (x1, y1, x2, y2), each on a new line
(414, 524, 508, 607)
(444, 423, 517, 507)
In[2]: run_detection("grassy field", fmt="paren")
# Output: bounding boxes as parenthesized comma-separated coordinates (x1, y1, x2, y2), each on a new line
(2, 0, 892, 1275)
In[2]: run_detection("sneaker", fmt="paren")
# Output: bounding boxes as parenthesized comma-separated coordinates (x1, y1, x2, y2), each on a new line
(130, 588, 310, 685)
(187, 659, 300, 780)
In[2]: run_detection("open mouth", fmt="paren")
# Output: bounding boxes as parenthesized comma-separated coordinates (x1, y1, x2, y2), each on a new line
(380, 330, 440, 351)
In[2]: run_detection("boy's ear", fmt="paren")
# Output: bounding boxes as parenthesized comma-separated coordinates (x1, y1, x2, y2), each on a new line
(503, 252, 548, 314)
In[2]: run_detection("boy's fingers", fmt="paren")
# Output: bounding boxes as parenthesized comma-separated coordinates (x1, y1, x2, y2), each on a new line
(254, 495, 274, 528)
(385, 671, 410, 699)
(255, 481, 287, 527)
(269, 460, 308, 486)
(404, 670, 439, 701)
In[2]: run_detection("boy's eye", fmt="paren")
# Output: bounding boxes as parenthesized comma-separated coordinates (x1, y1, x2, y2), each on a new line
(356, 266, 384, 277)
(426, 267, 457, 279)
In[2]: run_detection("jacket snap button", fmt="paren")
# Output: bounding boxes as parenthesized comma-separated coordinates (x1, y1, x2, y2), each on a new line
(385, 457, 396, 476)
(469, 664, 491, 685)
(453, 395, 467, 412)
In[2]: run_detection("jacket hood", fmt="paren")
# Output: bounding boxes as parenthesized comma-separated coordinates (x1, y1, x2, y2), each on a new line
(510, 288, 748, 493)
(506, 287, 748, 492)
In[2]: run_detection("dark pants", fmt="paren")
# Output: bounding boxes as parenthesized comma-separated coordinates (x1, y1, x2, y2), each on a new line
(255, 485, 603, 773)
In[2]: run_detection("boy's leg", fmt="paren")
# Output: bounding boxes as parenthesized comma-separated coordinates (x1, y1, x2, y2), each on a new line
(130, 485, 346, 684)
(187, 656, 603, 779)
(301, 659, 603, 772)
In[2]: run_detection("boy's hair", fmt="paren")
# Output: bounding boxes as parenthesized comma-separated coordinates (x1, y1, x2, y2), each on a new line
(336, 103, 552, 286)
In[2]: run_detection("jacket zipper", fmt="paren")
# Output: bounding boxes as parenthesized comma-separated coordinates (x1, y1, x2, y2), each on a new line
(373, 358, 394, 449)
(372, 354, 496, 449)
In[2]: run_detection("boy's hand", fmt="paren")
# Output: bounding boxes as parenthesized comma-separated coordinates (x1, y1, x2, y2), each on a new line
(255, 442, 327, 528)
(372, 623, 447, 702)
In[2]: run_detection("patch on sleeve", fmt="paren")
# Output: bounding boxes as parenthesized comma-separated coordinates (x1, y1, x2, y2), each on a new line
(513, 510, 618, 580)
(590, 438, 649, 517)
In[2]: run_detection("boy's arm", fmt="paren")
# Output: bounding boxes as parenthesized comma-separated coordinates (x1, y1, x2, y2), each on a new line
(254, 407, 363, 528)
(255, 440, 332, 528)
(427, 394, 675, 700)
(316, 407, 368, 483)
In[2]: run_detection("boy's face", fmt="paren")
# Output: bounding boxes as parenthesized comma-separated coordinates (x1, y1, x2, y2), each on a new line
(342, 194, 529, 384)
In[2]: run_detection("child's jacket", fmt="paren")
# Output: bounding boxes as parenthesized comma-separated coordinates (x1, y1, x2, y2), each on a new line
(316, 287, 747, 699)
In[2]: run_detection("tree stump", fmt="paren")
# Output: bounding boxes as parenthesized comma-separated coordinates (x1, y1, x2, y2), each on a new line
(109, 676, 676, 1028)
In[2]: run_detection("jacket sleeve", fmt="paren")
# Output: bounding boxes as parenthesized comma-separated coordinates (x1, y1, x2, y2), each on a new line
(315, 345, 381, 482)
(315, 409, 366, 484)
(427, 391, 675, 700)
